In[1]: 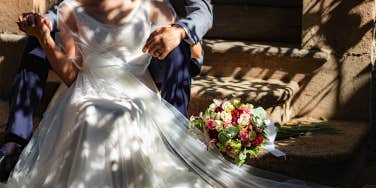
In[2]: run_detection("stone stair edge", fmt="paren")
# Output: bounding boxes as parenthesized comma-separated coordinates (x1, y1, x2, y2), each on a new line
(203, 39, 330, 62)
(190, 76, 300, 101)
(192, 76, 300, 88)
(0, 33, 26, 42)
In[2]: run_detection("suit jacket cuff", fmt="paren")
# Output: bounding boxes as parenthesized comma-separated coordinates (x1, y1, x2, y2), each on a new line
(175, 21, 196, 45)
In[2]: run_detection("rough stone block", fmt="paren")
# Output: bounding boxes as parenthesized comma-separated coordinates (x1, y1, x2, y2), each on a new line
(201, 39, 328, 81)
(189, 76, 299, 123)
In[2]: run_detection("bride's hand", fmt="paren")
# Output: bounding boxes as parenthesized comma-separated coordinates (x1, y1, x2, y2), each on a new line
(17, 13, 52, 40)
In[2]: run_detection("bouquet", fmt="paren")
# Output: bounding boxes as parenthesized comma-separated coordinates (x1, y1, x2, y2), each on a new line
(190, 98, 268, 166)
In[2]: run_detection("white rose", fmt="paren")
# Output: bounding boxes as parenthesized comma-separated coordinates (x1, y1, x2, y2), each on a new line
(208, 103, 217, 111)
(215, 120, 224, 131)
(237, 113, 251, 126)
(222, 101, 234, 112)
(221, 111, 232, 123)
(213, 99, 223, 106)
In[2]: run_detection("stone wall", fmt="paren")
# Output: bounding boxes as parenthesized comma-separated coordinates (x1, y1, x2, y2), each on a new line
(291, 0, 375, 120)
(0, 0, 32, 34)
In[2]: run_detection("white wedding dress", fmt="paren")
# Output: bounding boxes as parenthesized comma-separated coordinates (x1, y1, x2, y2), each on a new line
(4, 0, 324, 187)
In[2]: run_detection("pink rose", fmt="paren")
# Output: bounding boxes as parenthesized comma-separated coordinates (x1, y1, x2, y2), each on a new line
(239, 130, 249, 142)
(205, 119, 216, 130)
(240, 106, 250, 114)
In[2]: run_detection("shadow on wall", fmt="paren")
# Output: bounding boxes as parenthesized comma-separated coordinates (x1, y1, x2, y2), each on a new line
(295, 0, 373, 120)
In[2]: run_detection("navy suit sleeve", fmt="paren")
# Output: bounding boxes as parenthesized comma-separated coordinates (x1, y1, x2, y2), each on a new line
(175, 0, 213, 45)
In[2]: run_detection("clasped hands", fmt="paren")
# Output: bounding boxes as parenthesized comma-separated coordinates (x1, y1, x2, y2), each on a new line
(16, 12, 52, 40)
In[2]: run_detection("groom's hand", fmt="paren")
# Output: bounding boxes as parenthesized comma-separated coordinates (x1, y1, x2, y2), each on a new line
(142, 24, 186, 60)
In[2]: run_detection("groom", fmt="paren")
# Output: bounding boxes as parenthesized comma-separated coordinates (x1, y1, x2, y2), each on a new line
(0, 0, 213, 181)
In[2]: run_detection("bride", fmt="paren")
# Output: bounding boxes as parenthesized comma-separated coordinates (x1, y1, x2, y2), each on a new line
(6, 0, 322, 187)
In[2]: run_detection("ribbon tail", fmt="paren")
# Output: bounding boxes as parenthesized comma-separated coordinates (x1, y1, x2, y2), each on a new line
(262, 145, 286, 157)
(262, 119, 286, 157)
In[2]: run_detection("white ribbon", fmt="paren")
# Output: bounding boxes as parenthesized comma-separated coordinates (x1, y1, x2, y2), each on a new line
(262, 119, 286, 157)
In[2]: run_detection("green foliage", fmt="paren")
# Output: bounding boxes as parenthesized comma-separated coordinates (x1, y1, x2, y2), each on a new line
(246, 147, 259, 157)
(236, 149, 247, 166)
(217, 143, 226, 152)
(235, 147, 260, 166)
(218, 132, 230, 144)
(275, 123, 338, 140)
(228, 139, 242, 152)
(223, 126, 240, 139)
(189, 118, 204, 129)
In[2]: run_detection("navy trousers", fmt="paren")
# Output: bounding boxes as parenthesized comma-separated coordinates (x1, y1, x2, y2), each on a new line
(4, 37, 192, 147)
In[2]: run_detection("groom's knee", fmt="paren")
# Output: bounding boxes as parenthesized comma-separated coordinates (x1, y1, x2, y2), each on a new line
(149, 41, 191, 84)
(165, 41, 191, 67)
(161, 41, 191, 81)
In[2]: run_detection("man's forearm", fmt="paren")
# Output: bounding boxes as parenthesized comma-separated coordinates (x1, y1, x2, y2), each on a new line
(176, 0, 213, 44)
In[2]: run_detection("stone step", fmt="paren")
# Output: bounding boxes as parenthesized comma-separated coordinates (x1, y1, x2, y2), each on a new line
(206, 4, 301, 43)
(189, 76, 299, 123)
(201, 39, 329, 82)
(247, 120, 370, 187)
